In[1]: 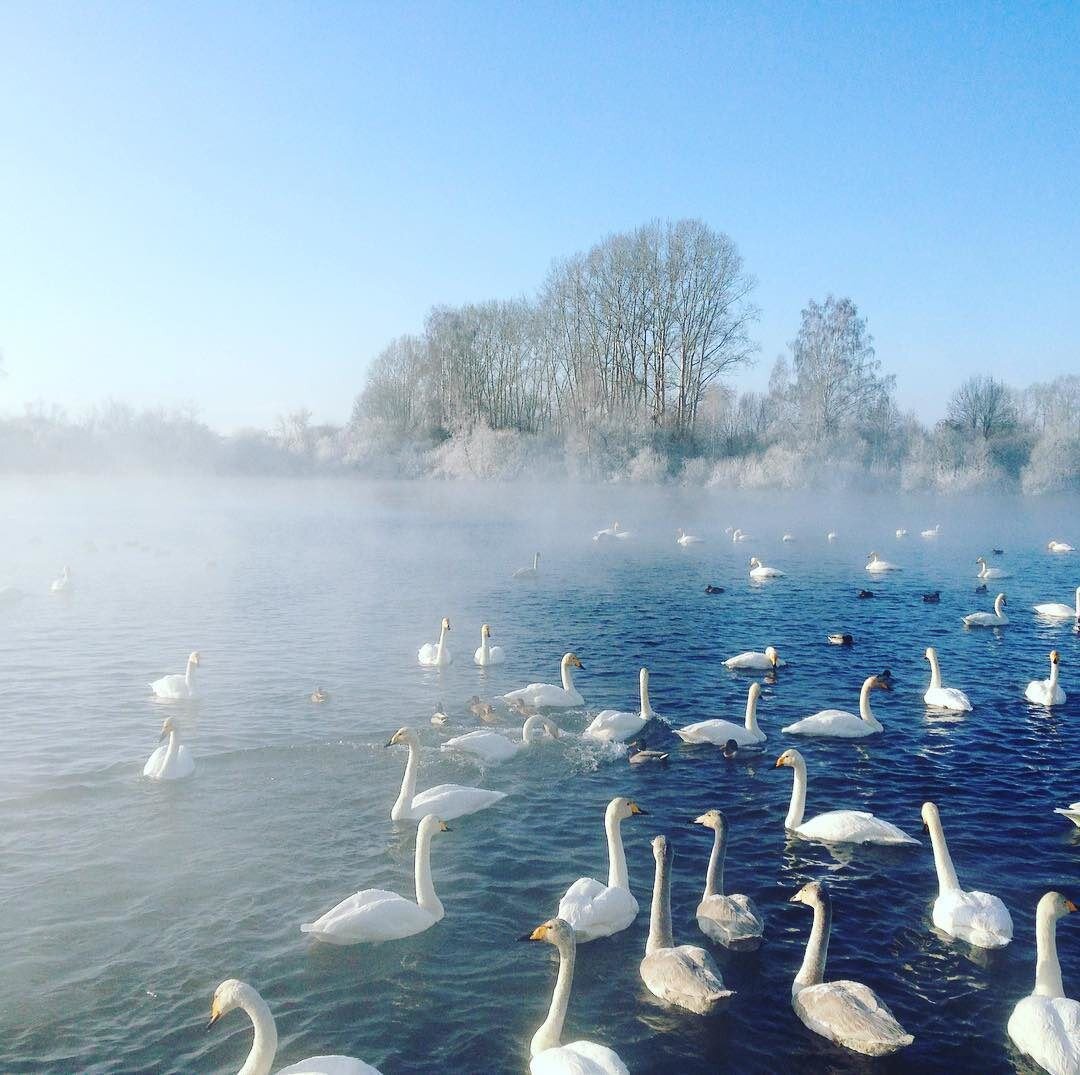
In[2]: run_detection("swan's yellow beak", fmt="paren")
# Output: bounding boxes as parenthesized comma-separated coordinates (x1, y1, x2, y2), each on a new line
(207, 998, 223, 1029)
(628, 801, 648, 815)
(774, 755, 787, 768)
(439, 821, 451, 832)
(1066, 899, 1078, 913)
(518, 923, 550, 942)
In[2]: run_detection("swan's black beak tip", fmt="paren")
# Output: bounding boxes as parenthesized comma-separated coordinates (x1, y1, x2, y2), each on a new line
(517, 932, 535, 942)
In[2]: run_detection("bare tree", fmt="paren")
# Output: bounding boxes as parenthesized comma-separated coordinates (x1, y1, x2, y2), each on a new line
(947, 375, 1017, 440)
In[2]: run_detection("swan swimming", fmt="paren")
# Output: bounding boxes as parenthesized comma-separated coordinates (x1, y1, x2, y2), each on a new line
(676, 529, 704, 546)
(149, 651, 201, 700)
(975, 556, 1011, 580)
(826, 531, 838, 542)
(301, 814, 451, 944)
(963, 592, 1009, 627)
(441, 715, 559, 764)
(749, 556, 784, 579)
(557, 796, 646, 942)
(1007, 891, 1079, 1075)
(593, 522, 630, 542)
(583, 667, 654, 743)
(207, 978, 382, 1075)
(49, 565, 71, 593)
(724, 645, 783, 670)
(782, 533, 795, 542)
(782, 673, 891, 738)
(1026, 650, 1066, 706)
(789, 881, 914, 1056)
(865, 552, 899, 573)
(921, 525, 941, 538)
(143, 717, 195, 781)
(731, 528, 751, 542)
(639, 835, 732, 1014)
(692, 810, 764, 949)
(921, 801, 1012, 948)
(775, 749, 920, 845)
(1048, 540, 1075, 553)
(676, 682, 765, 748)
(418, 617, 452, 666)
(923, 648, 972, 711)
(520, 918, 629, 1074)
(1055, 803, 1080, 828)
(386, 727, 506, 821)
(504, 653, 584, 710)
(514, 552, 541, 579)
(896, 528, 908, 538)
(473, 623, 506, 666)
(1034, 587, 1080, 621)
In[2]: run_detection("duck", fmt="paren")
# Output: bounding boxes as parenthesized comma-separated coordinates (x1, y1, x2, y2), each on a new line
(922, 591, 941, 603)
(49, 565, 71, 593)
(704, 584, 725, 594)
(207, 978, 381, 1074)
(143, 717, 195, 781)
(418, 617, 452, 666)
(691, 810, 764, 949)
(857, 589, 875, 599)
(676, 529, 704, 546)
(827, 633, 854, 646)
(722, 739, 740, 760)
(865, 551, 900, 573)
(963, 592, 1008, 627)
(473, 623, 506, 666)
(1007, 892, 1079, 1075)
(749, 556, 784, 579)
(1054, 803, 1080, 828)
(789, 881, 914, 1056)
(441, 715, 559, 764)
(923, 648, 972, 711)
(1034, 587, 1080, 621)
(1026, 650, 1066, 706)
(975, 556, 1011, 580)
(556, 797, 646, 942)
(593, 522, 630, 542)
(431, 702, 449, 726)
(921, 801, 1012, 948)
(1048, 540, 1076, 553)
(639, 835, 732, 1014)
(676, 682, 766, 748)
(921, 524, 941, 538)
(310, 686, 329, 704)
(992, 547, 1005, 555)
(507, 696, 539, 718)
(301, 814, 451, 944)
(583, 668, 655, 743)
(774, 749, 919, 845)
(503, 653, 585, 710)
(627, 740, 668, 765)
(513, 552, 541, 579)
(782, 674, 892, 738)
(724, 645, 784, 670)
(149, 651, 201, 700)
(975, 582, 989, 594)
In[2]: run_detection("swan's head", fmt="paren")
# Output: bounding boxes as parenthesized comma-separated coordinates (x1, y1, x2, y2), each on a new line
(1039, 892, 1079, 922)
(188, 651, 201, 666)
(417, 814, 450, 838)
(790, 880, 826, 907)
(764, 646, 779, 667)
(996, 593, 1008, 607)
(639, 667, 649, 687)
(1050, 650, 1061, 665)
(564, 652, 583, 669)
(976, 556, 988, 566)
(676, 529, 684, 537)
(651, 834, 672, 865)
(693, 809, 727, 833)
(159, 717, 177, 739)
(867, 551, 879, 562)
(385, 727, 417, 748)
(923, 647, 936, 662)
(749, 556, 761, 567)
(920, 801, 940, 832)
(608, 796, 647, 822)
(440, 617, 451, 632)
(519, 917, 573, 947)
(774, 748, 802, 770)
(747, 681, 762, 703)
(870, 672, 892, 692)
(207, 978, 255, 1028)
(481, 623, 492, 638)
(542, 717, 561, 739)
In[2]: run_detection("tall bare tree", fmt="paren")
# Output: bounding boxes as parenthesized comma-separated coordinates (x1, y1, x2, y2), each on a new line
(947, 375, 1017, 440)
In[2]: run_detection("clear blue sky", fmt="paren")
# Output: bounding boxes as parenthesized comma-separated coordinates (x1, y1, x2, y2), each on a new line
(1, 1, 1076, 431)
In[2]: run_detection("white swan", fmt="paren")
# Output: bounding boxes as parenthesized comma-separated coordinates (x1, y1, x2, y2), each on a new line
(418, 617, 452, 666)
(473, 623, 506, 666)
(520, 918, 628, 1075)
(896, 528, 907, 538)
(442, 715, 559, 764)
(301, 814, 450, 944)
(49, 565, 72, 593)
(514, 552, 541, 579)
(782, 674, 891, 738)
(386, 727, 506, 821)
(593, 522, 630, 542)
(826, 531, 838, 542)
(1035, 587, 1080, 621)
(789, 881, 914, 1056)
(1026, 650, 1067, 706)
(1049, 540, 1076, 553)
(639, 835, 732, 1013)
(207, 978, 381, 1075)
(692, 810, 764, 949)
(921, 801, 1012, 948)
(975, 555, 1011, 580)
(724, 645, 784, 670)
(923, 648, 973, 711)
(557, 796, 646, 942)
(1055, 803, 1080, 828)
(142, 717, 195, 781)
(921, 525, 940, 538)
(865, 551, 899, 573)
(775, 749, 920, 845)
(1007, 891, 1079, 1075)
(583, 667, 654, 743)
(732, 528, 751, 542)
(504, 653, 584, 710)
(676, 528, 704, 546)
(963, 592, 1009, 627)
(749, 556, 784, 579)
(150, 651, 201, 699)
(676, 683, 765, 748)
(782, 533, 795, 543)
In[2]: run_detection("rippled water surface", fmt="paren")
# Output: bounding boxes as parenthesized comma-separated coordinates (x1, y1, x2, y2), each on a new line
(1, 478, 1078, 1074)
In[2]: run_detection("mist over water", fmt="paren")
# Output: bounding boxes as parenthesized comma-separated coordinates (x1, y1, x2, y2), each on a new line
(0, 477, 1077, 1073)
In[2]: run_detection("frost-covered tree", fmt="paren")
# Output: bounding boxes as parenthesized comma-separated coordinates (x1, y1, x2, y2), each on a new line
(946, 375, 1018, 440)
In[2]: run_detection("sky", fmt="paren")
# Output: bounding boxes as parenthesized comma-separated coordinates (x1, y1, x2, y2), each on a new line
(1, 1, 1077, 431)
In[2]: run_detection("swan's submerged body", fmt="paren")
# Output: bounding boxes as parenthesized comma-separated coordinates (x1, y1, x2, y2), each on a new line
(723, 645, 783, 670)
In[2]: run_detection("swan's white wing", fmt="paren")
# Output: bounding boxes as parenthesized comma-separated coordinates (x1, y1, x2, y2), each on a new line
(933, 889, 1012, 948)
(417, 643, 451, 666)
(1034, 603, 1076, 618)
(962, 612, 1008, 626)
(276, 1056, 384, 1074)
(1008, 995, 1080, 1075)
(696, 893, 764, 946)
(441, 730, 518, 763)
(143, 744, 195, 780)
(797, 810, 919, 845)
(557, 878, 638, 941)
(794, 980, 913, 1056)
(301, 889, 435, 943)
(474, 645, 506, 666)
(503, 684, 582, 709)
(582, 709, 647, 743)
(782, 710, 874, 737)
(675, 719, 762, 746)
(531, 1041, 629, 1075)
(410, 783, 506, 820)
(924, 687, 973, 711)
(1054, 806, 1080, 827)
(640, 944, 732, 1013)
(150, 673, 189, 698)
(724, 651, 768, 668)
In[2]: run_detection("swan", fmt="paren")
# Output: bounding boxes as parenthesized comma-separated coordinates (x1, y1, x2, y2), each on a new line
(774, 749, 920, 845)
(142, 717, 195, 781)
(49, 565, 71, 593)
(301, 814, 451, 944)
(749, 556, 784, 579)
(1035, 587, 1080, 621)
(310, 686, 329, 704)
(865, 552, 900, 573)
(431, 702, 449, 726)
(514, 552, 541, 579)
(583, 667, 654, 743)
(1026, 650, 1067, 706)
(593, 522, 630, 542)
(724, 645, 784, 670)
(923, 648, 972, 711)
(557, 796, 646, 942)
(921, 801, 1012, 948)
(1049, 540, 1076, 553)
(386, 727, 506, 821)
(473, 623, 506, 666)
(149, 651, 201, 700)
(782, 674, 891, 738)
(692, 810, 764, 949)
(789, 881, 914, 1056)
(976, 556, 1011, 580)
(963, 592, 1009, 627)
(418, 617, 452, 666)
(676, 682, 765, 748)
(896, 528, 907, 538)
(921, 525, 941, 538)
(1007, 892, 1079, 1075)
(504, 653, 584, 710)
(676, 529, 704, 546)
(1055, 803, 1080, 828)
(782, 533, 795, 542)
(827, 531, 838, 542)
(520, 918, 628, 1075)
(207, 978, 381, 1075)
(639, 835, 732, 1013)
(442, 715, 559, 764)
(732, 528, 751, 542)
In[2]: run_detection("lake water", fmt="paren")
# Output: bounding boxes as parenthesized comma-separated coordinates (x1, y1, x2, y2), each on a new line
(0, 478, 1077, 1074)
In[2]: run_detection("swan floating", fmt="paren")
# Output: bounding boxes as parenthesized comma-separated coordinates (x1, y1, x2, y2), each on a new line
(514, 552, 541, 579)
(732, 528, 751, 542)
(921, 525, 941, 538)
(387, 727, 506, 821)
(593, 522, 630, 542)
(1007, 892, 1079, 1075)
(1055, 803, 1080, 828)
(782, 673, 891, 738)
(301, 814, 450, 944)
(504, 653, 585, 710)
(676, 682, 765, 748)
(149, 651, 201, 700)
(789, 881, 914, 1056)
(775, 749, 920, 845)
(49, 565, 71, 593)
(724, 645, 783, 670)
(520, 918, 628, 1074)
(827, 531, 838, 542)
(431, 702, 449, 726)
(557, 796, 645, 942)
(473, 623, 506, 666)
(1034, 587, 1080, 621)
(640, 835, 732, 1014)
(143, 717, 195, 781)
(976, 556, 1011, 580)
(442, 715, 559, 764)
(748, 556, 784, 579)
(782, 533, 795, 542)
(963, 592, 1008, 627)
(692, 810, 764, 949)
(676, 529, 704, 546)
(923, 648, 972, 711)
(583, 667, 654, 743)
(896, 528, 907, 538)
(865, 552, 899, 573)
(921, 801, 1012, 948)
(1026, 650, 1067, 707)
(418, 617, 452, 666)
(1049, 540, 1075, 553)
(207, 978, 381, 1075)
(310, 686, 329, 704)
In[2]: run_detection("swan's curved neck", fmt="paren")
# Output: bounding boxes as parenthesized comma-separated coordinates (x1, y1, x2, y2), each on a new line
(560, 658, 576, 693)
(795, 894, 832, 990)
(533, 553, 540, 570)
(521, 716, 546, 744)
(646, 851, 674, 954)
(745, 689, 760, 733)
(1034, 903, 1065, 997)
(1048, 659, 1059, 691)
(479, 631, 490, 662)
(436, 623, 448, 661)
(925, 811, 960, 893)
(994, 594, 1006, 616)
(236, 990, 278, 1075)
(605, 808, 629, 889)
(703, 824, 726, 899)
(927, 650, 942, 690)
(185, 659, 197, 690)
(639, 672, 653, 717)
(164, 729, 180, 767)
(531, 933, 575, 1056)
(859, 678, 882, 728)
(785, 758, 807, 830)
(414, 825, 444, 919)
(978, 561, 988, 579)
(391, 740, 419, 820)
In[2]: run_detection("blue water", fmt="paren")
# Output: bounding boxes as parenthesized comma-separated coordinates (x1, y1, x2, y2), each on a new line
(0, 478, 1077, 1074)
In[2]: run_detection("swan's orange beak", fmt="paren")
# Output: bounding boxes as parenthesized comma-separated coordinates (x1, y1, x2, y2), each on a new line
(1066, 900, 1078, 913)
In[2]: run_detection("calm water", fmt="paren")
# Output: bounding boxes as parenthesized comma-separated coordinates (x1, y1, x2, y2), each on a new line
(0, 478, 1077, 1074)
